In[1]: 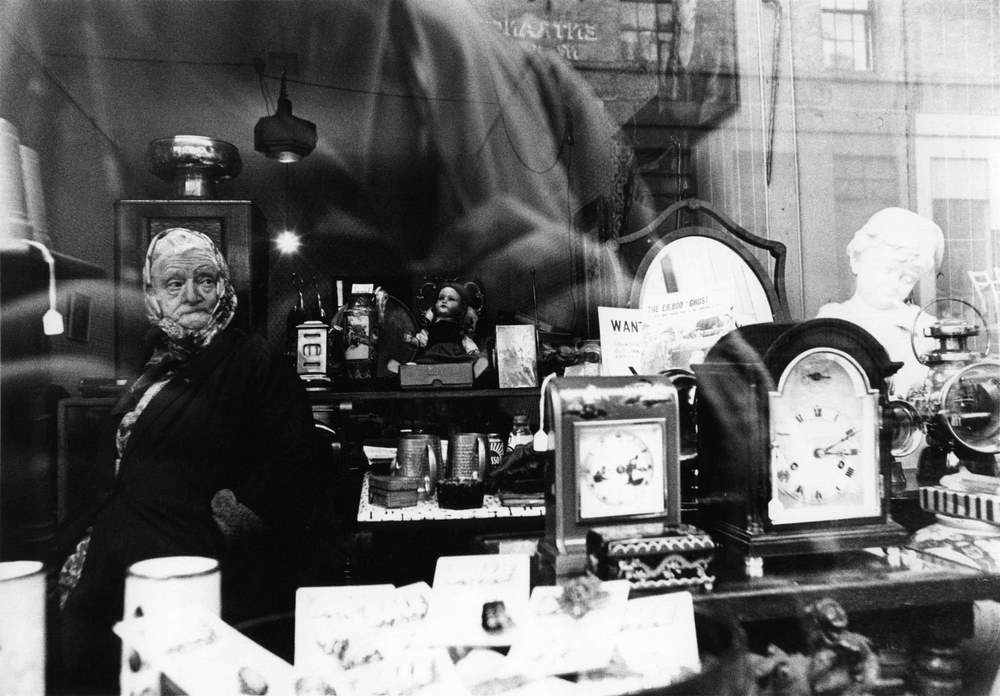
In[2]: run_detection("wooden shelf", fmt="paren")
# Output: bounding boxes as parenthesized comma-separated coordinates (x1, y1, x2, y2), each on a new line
(308, 387, 539, 402)
(1, 243, 106, 281)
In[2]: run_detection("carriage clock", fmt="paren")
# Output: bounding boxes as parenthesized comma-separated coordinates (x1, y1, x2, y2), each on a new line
(693, 319, 907, 577)
(537, 375, 682, 579)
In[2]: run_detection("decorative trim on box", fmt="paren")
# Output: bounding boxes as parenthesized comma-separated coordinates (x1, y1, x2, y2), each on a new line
(615, 554, 715, 592)
(606, 535, 715, 557)
(611, 575, 714, 593)
(920, 485, 1000, 524)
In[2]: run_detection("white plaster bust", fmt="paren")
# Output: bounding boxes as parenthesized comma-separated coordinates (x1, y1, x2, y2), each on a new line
(816, 207, 944, 398)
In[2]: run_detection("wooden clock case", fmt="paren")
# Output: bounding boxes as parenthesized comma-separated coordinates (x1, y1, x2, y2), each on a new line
(692, 318, 908, 574)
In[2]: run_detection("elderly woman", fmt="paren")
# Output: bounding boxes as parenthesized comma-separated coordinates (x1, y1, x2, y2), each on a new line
(52, 227, 332, 691)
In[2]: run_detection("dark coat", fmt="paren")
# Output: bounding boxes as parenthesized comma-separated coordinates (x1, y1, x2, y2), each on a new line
(53, 327, 331, 690)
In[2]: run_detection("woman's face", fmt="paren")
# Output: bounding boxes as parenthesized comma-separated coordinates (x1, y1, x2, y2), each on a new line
(435, 287, 462, 319)
(150, 247, 221, 330)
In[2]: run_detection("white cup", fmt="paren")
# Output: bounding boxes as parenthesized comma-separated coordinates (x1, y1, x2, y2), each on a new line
(120, 556, 220, 696)
(123, 555, 221, 619)
(0, 560, 46, 696)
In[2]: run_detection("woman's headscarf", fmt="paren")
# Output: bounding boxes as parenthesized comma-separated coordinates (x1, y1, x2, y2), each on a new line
(142, 227, 238, 357)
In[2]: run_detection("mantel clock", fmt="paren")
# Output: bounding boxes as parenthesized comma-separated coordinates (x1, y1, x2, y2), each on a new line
(693, 319, 907, 576)
(538, 375, 681, 578)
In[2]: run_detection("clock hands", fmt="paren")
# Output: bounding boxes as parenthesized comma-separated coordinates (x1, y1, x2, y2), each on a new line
(822, 448, 860, 457)
(814, 428, 857, 458)
(616, 455, 649, 486)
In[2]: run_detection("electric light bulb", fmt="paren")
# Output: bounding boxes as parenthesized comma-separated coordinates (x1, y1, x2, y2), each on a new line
(275, 230, 301, 255)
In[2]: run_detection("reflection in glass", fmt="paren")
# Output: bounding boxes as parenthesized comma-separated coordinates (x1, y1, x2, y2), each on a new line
(636, 236, 773, 326)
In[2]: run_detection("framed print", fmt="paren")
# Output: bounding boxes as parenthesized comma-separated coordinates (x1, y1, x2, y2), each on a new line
(575, 418, 666, 521)
(495, 324, 538, 388)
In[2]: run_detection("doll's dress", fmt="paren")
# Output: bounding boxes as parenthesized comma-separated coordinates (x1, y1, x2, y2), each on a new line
(417, 319, 473, 363)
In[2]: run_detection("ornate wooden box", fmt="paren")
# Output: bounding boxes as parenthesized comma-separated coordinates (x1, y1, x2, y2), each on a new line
(586, 522, 716, 592)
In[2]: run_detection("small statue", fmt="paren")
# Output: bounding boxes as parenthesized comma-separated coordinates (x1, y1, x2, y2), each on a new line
(804, 598, 881, 696)
(816, 207, 944, 399)
(748, 598, 885, 696)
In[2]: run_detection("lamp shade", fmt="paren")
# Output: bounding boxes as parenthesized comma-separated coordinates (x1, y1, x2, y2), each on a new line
(254, 75, 317, 163)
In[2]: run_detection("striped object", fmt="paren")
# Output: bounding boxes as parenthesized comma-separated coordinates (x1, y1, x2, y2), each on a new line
(919, 485, 1000, 525)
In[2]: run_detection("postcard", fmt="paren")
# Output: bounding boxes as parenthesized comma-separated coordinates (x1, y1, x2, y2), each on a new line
(428, 554, 531, 647)
(505, 579, 630, 677)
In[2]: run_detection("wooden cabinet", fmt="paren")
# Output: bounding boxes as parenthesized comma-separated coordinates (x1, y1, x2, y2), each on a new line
(0, 247, 104, 559)
(114, 199, 268, 378)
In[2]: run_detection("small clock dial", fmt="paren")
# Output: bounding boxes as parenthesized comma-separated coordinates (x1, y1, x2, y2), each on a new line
(575, 420, 666, 520)
(768, 348, 880, 525)
(583, 432, 654, 505)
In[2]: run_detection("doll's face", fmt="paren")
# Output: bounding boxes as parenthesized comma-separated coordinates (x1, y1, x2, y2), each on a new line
(434, 287, 463, 319)
(150, 248, 221, 330)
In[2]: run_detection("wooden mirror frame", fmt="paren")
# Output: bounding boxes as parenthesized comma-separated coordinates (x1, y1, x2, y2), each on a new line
(617, 198, 790, 322)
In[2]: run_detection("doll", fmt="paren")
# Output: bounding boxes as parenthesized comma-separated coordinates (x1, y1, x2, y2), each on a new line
(394, 280, 488, 377)
(404, 281, 481, 360)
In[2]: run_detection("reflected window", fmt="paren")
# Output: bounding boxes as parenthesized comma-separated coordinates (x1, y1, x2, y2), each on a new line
(821, 0, 873, 72)
(618, 2, 673, 66)
(930, 157, 993, 301)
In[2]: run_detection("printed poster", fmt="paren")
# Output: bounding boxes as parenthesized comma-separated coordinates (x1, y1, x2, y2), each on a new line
(639, 288, 735, 372)
(597, 306, 644, 376)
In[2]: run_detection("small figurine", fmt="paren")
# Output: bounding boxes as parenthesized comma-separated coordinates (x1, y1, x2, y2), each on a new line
(804, 598, 881, 696)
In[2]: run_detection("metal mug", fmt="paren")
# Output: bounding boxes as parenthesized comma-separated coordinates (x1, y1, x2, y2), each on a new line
(447, 432, 488, 481)
(486, 432, 507, 478)
(394, 433, 439, 494)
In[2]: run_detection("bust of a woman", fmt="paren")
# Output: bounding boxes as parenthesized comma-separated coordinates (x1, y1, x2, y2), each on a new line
(816, 207, 944, 398)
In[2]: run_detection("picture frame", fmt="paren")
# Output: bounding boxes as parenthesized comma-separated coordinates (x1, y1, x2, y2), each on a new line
(495, 324, 538, 388)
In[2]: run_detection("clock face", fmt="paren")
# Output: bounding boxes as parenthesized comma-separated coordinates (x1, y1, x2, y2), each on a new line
(575, 419, 666, 521)
(768, 348, 881, 525)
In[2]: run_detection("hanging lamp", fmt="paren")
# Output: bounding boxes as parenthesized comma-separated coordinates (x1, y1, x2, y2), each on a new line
(254, 71, 317, 163)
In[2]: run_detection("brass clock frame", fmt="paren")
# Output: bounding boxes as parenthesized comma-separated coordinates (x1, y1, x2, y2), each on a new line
(539, 376, 681, 578)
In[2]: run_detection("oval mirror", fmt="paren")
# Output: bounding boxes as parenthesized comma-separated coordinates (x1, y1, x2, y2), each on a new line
(635, 235, 774, 324)
(628, 227, 782, 371)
